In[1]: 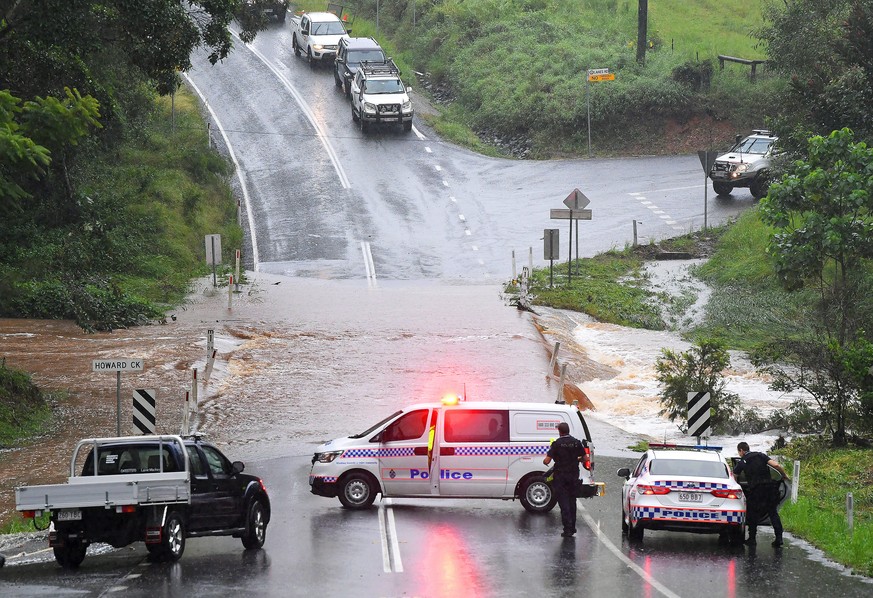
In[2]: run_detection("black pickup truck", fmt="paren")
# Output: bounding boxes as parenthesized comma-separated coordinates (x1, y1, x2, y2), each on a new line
(16, 435, 271, 568)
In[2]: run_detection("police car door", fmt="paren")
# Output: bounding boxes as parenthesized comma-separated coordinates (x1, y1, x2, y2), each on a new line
(438, 409, 509, 497)
(378, 408, 432, 497)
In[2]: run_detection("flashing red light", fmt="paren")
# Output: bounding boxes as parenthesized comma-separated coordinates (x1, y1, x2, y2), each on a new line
(637, 484, 671, 495)
(711, 488, 742, 500)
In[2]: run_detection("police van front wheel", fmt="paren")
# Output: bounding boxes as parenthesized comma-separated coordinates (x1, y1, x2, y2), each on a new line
(338, 472, 377, 509)
(519, 476, 557, 513)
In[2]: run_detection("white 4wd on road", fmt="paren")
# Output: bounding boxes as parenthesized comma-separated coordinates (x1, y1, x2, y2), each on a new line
(709, 129, 777, 199)
(290, 11, 349, 64)
(350, 60, 414, 133)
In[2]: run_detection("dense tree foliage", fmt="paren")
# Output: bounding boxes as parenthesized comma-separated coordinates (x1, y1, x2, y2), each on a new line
(758, 128, 873, 444)
(759, 0, 873, 152)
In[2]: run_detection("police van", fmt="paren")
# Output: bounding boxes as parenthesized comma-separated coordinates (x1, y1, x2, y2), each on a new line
(309, 397, 601, 512)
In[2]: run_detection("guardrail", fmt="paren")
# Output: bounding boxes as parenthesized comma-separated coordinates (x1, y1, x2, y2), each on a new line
(717, 54, 767, 82)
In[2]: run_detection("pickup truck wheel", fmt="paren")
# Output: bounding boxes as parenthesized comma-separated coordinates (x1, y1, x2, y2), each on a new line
(292, 35, 300, 57)
(351, 106, 359, 123)
(160, 511, 186, 561)
(307, 48, 314, 67)
(334, 69, 343, 88)
(241, 499, 268, 549)
(53, 540, 87, 568)
(338, 472, 376, 508)
(750, 175, 769, 199)
(519, 475, 557, 513)
(360, 119, 369, 134)
(403, 121, 412, 133)
(277, 7, 287, 22)
(712, 181, 733, 196)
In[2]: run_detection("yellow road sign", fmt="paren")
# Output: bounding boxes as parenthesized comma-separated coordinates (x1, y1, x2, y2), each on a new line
(588, 73, 615, 82)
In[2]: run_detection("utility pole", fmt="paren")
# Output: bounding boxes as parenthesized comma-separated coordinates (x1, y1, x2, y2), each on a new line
(637, 0, 648, 65)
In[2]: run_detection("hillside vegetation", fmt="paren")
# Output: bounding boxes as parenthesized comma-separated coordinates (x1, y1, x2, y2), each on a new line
(302, 0, 782, 156)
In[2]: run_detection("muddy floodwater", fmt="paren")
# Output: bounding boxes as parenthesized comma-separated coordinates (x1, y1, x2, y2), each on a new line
(0, 266, 795, 526)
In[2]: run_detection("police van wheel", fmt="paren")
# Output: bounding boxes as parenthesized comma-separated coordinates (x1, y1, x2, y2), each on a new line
(519, 476, 556, 514)
(338, 473, 377, 509)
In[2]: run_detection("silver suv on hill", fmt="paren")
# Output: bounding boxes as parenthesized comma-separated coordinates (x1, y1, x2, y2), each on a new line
(709, 129, 777, 199)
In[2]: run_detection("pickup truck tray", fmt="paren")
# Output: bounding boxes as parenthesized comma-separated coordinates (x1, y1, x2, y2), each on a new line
(15, 471, 190, 511)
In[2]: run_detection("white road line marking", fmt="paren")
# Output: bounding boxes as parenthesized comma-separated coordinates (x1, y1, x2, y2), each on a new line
(378, 503, 391, 573)
(443, 180, 450, 187)
(471, 245, 478, 251)
(425, 146, 432, 153)
(465, 229, 471, 236)
(434, 165, 442, 172)
(652, 210, 666, 214)
(361, 241, 377, 288)
(184, 74, 261, 271)
(646, 184, 704, 193)
(386, 504, 404, 573)
(659, 215, 672, 220)
(578, 504, 682, 598)
(459, 214, 466, 222)
(450, 196, 457, 202)
(640, 200, 652, 205)
(412, 124, 426, 140)
(232, 30, 351, 190)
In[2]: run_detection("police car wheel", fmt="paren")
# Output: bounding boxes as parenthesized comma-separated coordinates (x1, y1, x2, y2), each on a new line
(338, 473, 376, 509)
(628, 516, 644, 541)
(519, 476, 557, 514)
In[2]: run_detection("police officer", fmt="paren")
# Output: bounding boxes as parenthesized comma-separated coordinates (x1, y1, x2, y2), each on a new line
(543, 422, 586, 538)
(733, 441, 788, 547)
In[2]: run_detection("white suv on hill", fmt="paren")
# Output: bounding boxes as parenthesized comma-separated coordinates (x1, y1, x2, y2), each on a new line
(349, 60, 414, 133)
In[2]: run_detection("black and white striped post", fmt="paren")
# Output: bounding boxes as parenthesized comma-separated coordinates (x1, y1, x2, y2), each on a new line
(133, 389, 156, 435)
(687, 391, 712, 442)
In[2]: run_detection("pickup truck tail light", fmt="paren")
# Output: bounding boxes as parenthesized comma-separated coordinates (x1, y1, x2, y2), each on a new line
(116, 505, 137, 514)
(21, 510, 37, 519)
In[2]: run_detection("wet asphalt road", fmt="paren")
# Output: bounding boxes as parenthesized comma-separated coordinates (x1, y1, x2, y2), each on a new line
(2, 19, 871, 598)
(186, 22, 756, 281)
(2, 454, 871, 597)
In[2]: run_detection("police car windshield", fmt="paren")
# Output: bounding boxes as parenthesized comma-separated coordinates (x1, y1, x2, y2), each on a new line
(649, 458, 729, 478)
(350, 410, 402, 439)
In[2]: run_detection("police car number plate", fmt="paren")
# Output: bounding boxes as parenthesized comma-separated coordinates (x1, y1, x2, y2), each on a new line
(57, 509, 82, 521)
(678, 492, 702, 503)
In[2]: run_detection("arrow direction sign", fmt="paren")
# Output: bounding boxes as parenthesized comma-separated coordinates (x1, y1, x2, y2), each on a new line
(563, 188, 591, 210)
(550, 208, 592, 220)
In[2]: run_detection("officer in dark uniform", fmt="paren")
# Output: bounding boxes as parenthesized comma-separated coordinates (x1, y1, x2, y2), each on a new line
(543, 422, 586, 537)
(733, 441, 789, 547)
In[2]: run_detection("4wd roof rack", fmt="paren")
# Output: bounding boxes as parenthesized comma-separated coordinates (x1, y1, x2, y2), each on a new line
(359, 58, 400, 77)
(648, 442, 723, 452)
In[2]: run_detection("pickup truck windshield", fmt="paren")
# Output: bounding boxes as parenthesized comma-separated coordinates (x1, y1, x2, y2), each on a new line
(731, 137, 773, 155)
(363, 79, 405, 94)
(82, 445, 178, 475)
(311, 21, 346, 35)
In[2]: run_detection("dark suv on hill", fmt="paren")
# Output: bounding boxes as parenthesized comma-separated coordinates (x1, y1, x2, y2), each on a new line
(334, 37, 387, 95)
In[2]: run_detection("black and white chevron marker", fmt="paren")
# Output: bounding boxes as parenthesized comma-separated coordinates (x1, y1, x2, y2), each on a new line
(687, 391, 711, 438)
(133, 388, 157, 435)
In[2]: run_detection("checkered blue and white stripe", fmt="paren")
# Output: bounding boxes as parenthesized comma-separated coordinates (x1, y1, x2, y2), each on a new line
(633, 506, 744, 524)
(652, 480, 731, 490)
(342, 447, 415, 458)
(310, 475, 337, 484)
(454, 445, 547, 456)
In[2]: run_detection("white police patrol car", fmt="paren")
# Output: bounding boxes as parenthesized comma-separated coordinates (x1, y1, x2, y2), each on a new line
(309, 397, 603, 513)
(617, 444, 745, 543)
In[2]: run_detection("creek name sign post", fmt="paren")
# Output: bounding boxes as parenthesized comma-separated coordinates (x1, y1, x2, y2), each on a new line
(586, 68, 615, 157)
(93, 358, 145, 435)
(550, 188, 593, 284)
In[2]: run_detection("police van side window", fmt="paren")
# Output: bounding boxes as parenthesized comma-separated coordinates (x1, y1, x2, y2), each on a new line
(381, 409, 429, 442)
(445, 410, 509, 443)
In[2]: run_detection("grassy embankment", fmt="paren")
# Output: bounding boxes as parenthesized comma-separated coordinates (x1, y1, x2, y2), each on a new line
(295, 0, 783, 157)
(523, 209, 872, 577)
(0, 87, 242, 331)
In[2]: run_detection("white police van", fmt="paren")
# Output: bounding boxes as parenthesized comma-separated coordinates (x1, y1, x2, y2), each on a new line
(309, 397, 601, 512)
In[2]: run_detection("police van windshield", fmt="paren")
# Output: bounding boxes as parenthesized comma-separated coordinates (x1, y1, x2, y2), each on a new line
(350, 410, 402, 439)
(649, 458, 729, 478)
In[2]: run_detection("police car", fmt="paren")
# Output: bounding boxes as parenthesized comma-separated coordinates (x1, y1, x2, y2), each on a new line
(617, 444, 745, 542)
